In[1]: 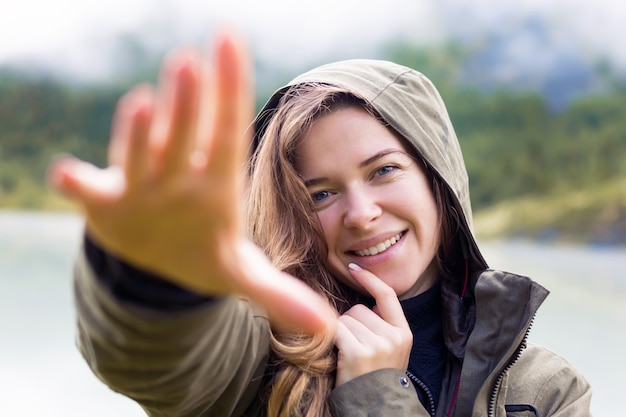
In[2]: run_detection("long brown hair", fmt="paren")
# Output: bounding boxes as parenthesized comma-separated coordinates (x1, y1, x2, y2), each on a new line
(246, 83, 464, 417)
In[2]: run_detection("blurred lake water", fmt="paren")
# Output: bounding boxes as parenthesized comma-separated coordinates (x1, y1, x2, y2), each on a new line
(0, 210, 623, 416)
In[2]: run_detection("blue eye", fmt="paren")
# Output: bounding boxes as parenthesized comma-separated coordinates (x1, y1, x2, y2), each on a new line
(376, 165, 396, 176)
(312, 190, 330, 202)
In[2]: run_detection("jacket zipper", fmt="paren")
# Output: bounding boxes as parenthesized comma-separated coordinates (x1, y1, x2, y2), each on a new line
(487, 316, 536, 417)
(406, 369, 436, 417)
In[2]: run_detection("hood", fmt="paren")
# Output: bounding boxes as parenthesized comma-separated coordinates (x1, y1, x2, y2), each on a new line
(252, 59, 487, 272)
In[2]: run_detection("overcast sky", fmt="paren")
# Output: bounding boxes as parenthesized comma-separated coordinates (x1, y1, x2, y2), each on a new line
(1, 0, 624, 81)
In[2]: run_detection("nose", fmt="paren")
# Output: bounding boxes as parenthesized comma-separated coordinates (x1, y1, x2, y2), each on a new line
(342, 186, 382, 230)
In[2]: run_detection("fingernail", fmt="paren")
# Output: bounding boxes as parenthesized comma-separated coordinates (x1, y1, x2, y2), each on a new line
(348, 263, 362, 271)
(46, 154, 72, 190)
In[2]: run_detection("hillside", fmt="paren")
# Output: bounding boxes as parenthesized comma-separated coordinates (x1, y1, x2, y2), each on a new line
(474, 177, 626, 245)
(1, 41, 625, 245)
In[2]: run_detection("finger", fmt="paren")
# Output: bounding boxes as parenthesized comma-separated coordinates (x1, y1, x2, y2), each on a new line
(108, 90, 134, 167)
(232, 239, 337, 334)
(124, 85, 155, 186)
(108, 85, 155, 185)
(204, 29, 254, 180)
(152, 49, 202, 176)
(334, 320, 365, 387)
(347, 263, 408, 329)
(338, 313, 380, 344)
(342, 304, 394, 337)
(47, 157, 124, 205)
(334, 320, 361, 352)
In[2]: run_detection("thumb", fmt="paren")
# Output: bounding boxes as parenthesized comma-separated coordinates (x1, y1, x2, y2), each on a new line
(234, 240, 337, 334)
(47, 156, 124, 204)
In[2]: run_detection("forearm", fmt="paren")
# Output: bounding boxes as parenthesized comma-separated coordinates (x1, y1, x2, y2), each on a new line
(74, 235, 271, 416)
(83, 233, 212, 310)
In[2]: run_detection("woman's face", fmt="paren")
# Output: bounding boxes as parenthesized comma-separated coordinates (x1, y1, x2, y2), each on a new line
(295, 106, 440, 300)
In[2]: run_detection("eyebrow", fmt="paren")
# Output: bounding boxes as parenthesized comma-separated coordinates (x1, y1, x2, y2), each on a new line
(303, 148, 409, 187)
(359, 148, 408, 168)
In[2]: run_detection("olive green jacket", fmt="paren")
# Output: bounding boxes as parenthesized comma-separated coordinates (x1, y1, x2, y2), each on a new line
(75, 250, 591, 417)
(73, 59, 592, 416)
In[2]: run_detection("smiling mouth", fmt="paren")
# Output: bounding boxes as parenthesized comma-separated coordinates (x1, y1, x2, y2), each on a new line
(351, 231, 405, 257)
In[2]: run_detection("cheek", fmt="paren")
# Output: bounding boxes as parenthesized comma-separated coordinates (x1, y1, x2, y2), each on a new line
(401, 185, 440, 254)
(423, 204, 441, 252)
(314, 212, 334, 263)
(316, 211, 352, 277)
(315, 210, 339, 250)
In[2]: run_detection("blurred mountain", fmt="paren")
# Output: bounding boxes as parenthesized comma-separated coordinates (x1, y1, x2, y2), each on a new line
(454, 15, 609, 110)
(1, 28, 625, 244)
(1, 11, 623, 112)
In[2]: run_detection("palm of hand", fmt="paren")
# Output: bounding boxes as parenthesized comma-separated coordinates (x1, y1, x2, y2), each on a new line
(48, 31, 334, 334)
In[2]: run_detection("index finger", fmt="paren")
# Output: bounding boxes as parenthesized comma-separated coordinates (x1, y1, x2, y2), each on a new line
(347, 263, 408, 329)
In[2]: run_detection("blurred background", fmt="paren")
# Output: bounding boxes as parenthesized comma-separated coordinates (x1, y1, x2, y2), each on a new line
(0, 0, 624, 415)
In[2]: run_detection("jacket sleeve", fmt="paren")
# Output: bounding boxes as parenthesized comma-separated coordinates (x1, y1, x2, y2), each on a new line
(73, 239, 271, 417)
(505, 344, 593, 417)
(329, 369, 431, 417)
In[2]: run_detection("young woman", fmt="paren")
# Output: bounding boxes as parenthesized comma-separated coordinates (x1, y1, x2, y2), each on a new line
(49, 30, 592, 417)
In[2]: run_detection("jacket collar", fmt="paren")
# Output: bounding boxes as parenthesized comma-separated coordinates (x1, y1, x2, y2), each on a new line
(446, 269, 549, 416)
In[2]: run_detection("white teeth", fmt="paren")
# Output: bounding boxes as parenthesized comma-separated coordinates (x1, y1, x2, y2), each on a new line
(355, 233, 402, 257)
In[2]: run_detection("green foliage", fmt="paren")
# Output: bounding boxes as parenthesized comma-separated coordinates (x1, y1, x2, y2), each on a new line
(474, 177, 626, 245)
(0, 73, 121, 208)
(386, 42, 626, 210)
(459, 91, 626, 207)
(1, 42, 625, 243)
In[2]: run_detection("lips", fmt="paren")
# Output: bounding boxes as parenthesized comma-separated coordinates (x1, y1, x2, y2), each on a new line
(351, 231, 405, 257)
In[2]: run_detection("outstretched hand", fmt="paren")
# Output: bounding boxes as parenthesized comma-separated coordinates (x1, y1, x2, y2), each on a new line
(47, 30, 335, 334)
